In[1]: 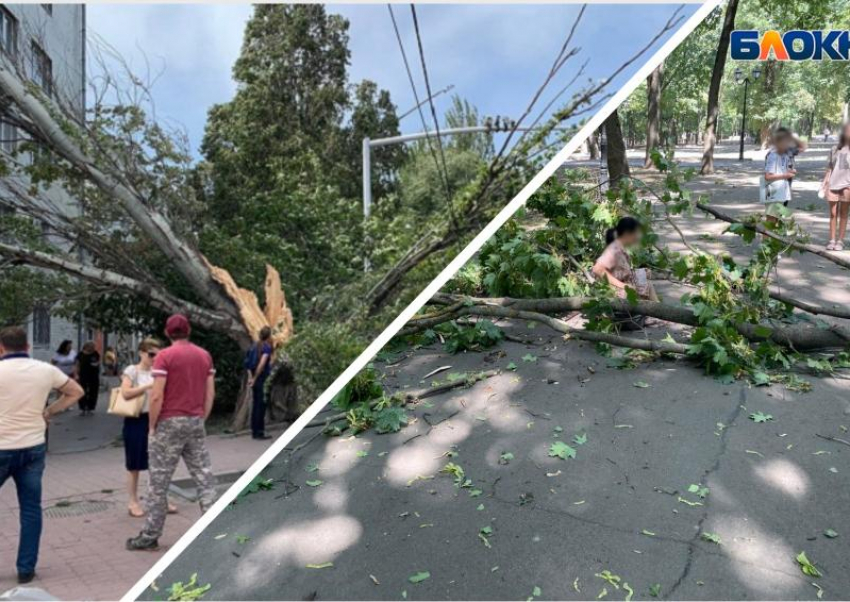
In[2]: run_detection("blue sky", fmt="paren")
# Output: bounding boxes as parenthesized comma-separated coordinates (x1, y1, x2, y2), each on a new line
(87, 4, 696, 158)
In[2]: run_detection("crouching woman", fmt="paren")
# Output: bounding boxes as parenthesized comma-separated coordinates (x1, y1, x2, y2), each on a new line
(592, 217, 659, 308)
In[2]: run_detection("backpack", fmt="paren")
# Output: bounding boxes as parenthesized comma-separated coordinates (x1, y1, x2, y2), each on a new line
(244, 345, 260, 372)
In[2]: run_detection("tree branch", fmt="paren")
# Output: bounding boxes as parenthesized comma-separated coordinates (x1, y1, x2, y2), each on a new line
(0, 241, 242, 336)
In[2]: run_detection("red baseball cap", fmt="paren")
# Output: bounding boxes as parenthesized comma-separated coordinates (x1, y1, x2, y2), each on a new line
(165, 314, 191, 338)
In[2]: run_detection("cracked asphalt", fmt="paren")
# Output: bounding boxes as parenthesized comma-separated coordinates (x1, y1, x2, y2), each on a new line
(143, 321, 850, 600)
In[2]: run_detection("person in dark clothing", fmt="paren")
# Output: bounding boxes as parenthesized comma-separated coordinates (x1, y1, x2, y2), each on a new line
(75, 342, 101, 416)
(245, 327, 274, 440)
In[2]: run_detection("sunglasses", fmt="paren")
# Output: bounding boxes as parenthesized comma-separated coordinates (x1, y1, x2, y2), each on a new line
(146, 351, 158, 358)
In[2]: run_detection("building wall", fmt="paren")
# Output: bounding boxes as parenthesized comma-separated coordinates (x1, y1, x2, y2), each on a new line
(1, 4, 87, 362)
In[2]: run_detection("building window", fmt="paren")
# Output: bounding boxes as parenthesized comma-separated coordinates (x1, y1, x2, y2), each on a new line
(0, 6, 18, 58)
(30, 41, 52, 96)
(33, 305, 51, 347)
(41, 4, 52, 16)
(0, 119, 16, 154)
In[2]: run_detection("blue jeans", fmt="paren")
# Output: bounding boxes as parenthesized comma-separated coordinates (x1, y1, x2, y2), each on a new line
(0, 443, 46, 575)
(251, 377, 268, 437)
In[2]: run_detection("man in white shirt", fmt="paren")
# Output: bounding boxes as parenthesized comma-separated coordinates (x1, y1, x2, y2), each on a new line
(0, 326, 83, 584)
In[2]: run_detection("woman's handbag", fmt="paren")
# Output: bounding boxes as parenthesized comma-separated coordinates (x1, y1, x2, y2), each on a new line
(108, 372, 145, 418)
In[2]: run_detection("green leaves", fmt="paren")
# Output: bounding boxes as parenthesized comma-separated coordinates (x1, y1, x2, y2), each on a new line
(239, 476, 274, 498)
(440, 462, 472, 489)
(479, 525, 494, 548)
(498, 452, 515, 465)
(522, 353, 537, 363)
(306, 562, 334, 569)
(408, 571, 431, 584)
(305, 480, 323, 488)
(549, 441, 577, 460)
(374, 406, 409, 434)
(573, 433, 587, 446)
(796, 551, 821, 577)
(749, 411, 774, 423)
(165, 573, 211, 602)
(700, 532, 722, 545)
(648, 583, 661, 598)
(824, 529, 839, 539)
(687, 483, 709, 499)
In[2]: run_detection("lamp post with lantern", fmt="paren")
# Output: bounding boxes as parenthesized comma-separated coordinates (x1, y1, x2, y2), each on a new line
(734, 65, 761, 161)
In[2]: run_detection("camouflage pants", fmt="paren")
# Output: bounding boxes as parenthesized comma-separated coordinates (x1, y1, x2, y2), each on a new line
(141, 416, 216, 540)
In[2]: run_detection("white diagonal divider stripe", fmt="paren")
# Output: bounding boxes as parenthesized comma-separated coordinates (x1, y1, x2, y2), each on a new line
(122, 2, 721, 598)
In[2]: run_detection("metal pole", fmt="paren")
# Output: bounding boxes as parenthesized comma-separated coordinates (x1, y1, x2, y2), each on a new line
(362, 136, 371, 220)
(362, 137, 371, 272)
(739, 78, 748, 161)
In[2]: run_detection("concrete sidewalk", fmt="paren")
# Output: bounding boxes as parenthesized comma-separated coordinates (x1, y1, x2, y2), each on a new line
(0, 385, 278, 601)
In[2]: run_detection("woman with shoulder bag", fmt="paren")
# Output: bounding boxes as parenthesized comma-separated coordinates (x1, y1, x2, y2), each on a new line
(120, 338, 176, 517)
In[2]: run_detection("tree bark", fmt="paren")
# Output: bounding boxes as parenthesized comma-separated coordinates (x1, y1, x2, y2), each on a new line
(588, 132, 600, 160)
(700, 0, 739, 175)
(604, 110, 631, 183)
(645, 63, 664, 167)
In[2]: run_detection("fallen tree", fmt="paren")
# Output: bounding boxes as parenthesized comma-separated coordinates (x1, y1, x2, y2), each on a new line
(0, 36, 296, 427)
(403, 293, 850, 352)
(388, 159, 850, 388)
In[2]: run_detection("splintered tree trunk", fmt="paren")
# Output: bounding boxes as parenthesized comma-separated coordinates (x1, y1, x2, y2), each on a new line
(700, 0, 739, 175)
(644, 63, 664, 167)
(604, 110, 630, 183)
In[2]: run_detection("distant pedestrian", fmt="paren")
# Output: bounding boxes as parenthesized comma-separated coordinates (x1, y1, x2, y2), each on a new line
(823, 123, 850, 251)
(51, 340, 76, 378)
(126, 315, 217, 551)
(75, 342, 101, 416)
(120, 338, 178, 518)
(104, 346, 118, 377)
(761, 128, 807, 227)
(0, 326, 84, 584)
(245, 326, 274, 440)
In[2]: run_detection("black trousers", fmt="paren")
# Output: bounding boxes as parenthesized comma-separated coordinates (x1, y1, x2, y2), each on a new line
(251, 378, 267, 437)
(79, 377, 99, 411)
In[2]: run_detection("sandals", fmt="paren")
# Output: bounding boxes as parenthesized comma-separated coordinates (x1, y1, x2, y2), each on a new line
(128, 505, 145, 518)
(836, 241, 845, 252)
(827, 240, 837, 251)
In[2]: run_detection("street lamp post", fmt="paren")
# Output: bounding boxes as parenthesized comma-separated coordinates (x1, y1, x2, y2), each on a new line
(734, 65, 761, 161)
(360, 120, 566, 271)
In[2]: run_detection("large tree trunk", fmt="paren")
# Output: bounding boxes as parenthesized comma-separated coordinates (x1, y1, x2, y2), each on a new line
(700, 0, 739, 175)
(644, 63, 664, 167)
(604, 110, 631, 183)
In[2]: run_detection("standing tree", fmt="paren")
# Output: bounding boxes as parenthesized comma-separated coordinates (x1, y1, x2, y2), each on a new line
(700, 0, 739, 174)
(604, 110, 631, 183)
(644, 63, 664, 167)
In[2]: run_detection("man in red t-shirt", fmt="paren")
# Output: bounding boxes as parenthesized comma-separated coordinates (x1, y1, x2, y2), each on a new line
(127, 314, 218, 551)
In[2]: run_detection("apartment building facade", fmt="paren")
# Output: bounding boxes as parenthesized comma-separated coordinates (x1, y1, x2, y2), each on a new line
(1, 3, 87, 361)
